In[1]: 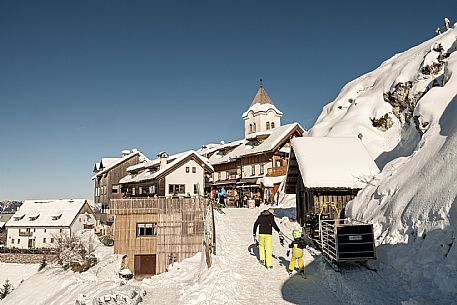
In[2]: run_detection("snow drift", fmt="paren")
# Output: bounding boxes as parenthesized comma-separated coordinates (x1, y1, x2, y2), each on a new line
(310, 23, 457, 299)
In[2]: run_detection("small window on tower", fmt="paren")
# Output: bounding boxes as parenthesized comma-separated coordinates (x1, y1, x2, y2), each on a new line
(271, 122, 275, 129)
(266, 122, 270, 130)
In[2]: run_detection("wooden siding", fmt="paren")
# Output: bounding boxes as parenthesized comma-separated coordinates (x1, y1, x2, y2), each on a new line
(94, 155, 140, 208)
(111, 198, 207, 276)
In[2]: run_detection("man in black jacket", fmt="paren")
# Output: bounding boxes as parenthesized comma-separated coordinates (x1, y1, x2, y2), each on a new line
(253, 208, 282, 269)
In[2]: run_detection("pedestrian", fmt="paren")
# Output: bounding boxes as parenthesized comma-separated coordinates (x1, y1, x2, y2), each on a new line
(218, 187, 227, 208)
(253, 208, 282, 269)
(287, 229, 306, 277)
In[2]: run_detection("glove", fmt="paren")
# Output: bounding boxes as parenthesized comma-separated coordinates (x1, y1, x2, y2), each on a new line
(287, 250, 290, 257)
(253, 234, 257, 244)
(279, 235, 284, 246)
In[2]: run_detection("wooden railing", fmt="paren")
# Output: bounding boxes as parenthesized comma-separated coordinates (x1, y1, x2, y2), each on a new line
(267, 166, 288, 177)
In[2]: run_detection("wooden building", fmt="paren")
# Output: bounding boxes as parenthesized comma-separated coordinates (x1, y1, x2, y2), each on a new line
(110, 198, 208, 277)
(285, 137, 380, 226)
(92, 149, 148, 211)
(198, 84, 305, 204)
(119, 150, 214, 198)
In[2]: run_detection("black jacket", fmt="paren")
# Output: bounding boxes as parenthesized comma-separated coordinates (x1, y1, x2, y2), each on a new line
(289, 238, 306, 249)
(253, 210, 280, 235)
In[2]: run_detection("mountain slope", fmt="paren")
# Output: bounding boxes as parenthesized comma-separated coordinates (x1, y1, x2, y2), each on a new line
(309, 24, 457, 299)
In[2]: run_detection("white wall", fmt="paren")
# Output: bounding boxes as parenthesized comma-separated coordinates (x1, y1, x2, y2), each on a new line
(70, 212, 96, 235)
(244, 110, 282, 138)
(165, 159, 205, 197)
(6, 212, 95, 249)
(6, 227, 70, 249)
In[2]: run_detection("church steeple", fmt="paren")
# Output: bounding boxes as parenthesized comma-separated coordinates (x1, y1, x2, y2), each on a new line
(242, 81, 283, 138)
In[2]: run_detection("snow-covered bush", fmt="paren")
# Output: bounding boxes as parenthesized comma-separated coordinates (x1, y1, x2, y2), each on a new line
(52, 232, 97, 272)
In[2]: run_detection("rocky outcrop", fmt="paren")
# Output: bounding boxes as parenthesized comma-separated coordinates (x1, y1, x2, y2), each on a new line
(370, 113, 394, 132)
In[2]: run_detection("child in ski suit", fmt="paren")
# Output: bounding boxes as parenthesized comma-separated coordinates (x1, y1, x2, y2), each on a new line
(287, 229, 306, 275)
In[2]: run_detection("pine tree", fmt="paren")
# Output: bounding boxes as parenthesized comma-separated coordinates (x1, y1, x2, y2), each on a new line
(0, 279, 12, 299)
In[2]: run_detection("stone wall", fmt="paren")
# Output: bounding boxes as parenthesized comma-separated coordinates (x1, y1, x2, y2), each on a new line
(0, 253, 57, 264)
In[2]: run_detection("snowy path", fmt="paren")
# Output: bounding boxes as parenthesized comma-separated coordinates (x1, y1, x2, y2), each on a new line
(178, 208, 341, 305)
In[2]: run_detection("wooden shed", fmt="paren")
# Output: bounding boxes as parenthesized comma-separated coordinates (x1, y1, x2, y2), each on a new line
(285, 137, 380, 226)
(110, 198, 209, 277)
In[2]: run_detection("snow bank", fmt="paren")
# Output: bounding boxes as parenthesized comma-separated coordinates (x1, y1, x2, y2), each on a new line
(311, 25, 457, 301)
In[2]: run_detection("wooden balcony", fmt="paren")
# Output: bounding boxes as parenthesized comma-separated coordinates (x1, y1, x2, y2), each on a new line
(19, 231, 33, 237)
(267, 166, 288, 177)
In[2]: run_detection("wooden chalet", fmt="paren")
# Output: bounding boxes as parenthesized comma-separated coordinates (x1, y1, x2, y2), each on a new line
(285, 137, 380, 226)
(92, 149, 149, 212)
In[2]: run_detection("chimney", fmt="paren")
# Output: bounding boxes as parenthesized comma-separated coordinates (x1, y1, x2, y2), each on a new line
(158, 152, 169, 169)
(121, 150, 131, 158)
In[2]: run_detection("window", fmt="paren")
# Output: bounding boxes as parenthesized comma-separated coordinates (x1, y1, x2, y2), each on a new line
(192, 167, 196, 173)
(139, 187, 143, 195)
(17, 238, 20, 244)
(11, 239, 14, 244)
(194, 184, 198, 194)
(251, 165, 255, 176)
(169, 184, 185, 194)
(112, 188, 118, 194)
(186, 167, 190, 173)
(44, 229, 47, 233)
(51, 238, 54, 243)
(266, 122, 270, 130)
(60, 229, 63, 233)
(253, 123, 256, 132)
(137, 223, 158, 237)
(43, 238, 46, 243)
(271, 122, 275, 129)
(132, 187, 136, 196)
(260, 164, 264, 175)
(214, 172, 219, 181)
(249, 124, 253, 133)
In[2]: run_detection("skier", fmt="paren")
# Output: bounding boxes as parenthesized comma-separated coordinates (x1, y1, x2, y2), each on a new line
(287, 229, 306, 277)
(253, 208, 283, 269)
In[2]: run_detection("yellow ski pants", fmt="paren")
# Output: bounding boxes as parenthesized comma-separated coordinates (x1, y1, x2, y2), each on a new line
(289, 256, 304, 272)
(258, 234, 273, 267)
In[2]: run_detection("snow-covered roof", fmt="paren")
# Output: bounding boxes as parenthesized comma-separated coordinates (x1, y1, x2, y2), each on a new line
(242, 86, 283, 118)
(257, 176, 285, 188)
(92, 151, 149, 179)
(288, 137, 380, 189)
(6, 199, 92, 228)
(209, 123, 304, 165)
(120, 150, 214, 184)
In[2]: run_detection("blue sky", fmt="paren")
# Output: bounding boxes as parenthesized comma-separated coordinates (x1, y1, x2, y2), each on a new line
(0, 0, 455, 200)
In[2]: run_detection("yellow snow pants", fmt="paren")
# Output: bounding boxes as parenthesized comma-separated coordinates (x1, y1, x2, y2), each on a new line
(258, 234, 273, 267)
(289, 256, 304, 272)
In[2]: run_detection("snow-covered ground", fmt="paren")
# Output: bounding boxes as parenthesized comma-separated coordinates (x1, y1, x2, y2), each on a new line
(0, 262, 39, 289)
(1, 207, 452, 305)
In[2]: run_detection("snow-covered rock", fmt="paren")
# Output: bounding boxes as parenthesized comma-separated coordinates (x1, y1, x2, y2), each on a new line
(310, 25, 457, 300)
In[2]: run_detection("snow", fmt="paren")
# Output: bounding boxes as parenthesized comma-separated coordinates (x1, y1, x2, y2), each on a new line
(0, 263, 39, 289)
(308, 25, 457, 301)
(290, 137, 380, 188)
(209, 123, 304, 165)
(120, 150, 213, 184)
(242, 103, 283, 118)
(6, 199, 90, 227)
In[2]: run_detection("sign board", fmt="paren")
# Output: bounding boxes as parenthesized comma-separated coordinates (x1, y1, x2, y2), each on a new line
(348, 235, 362, 241)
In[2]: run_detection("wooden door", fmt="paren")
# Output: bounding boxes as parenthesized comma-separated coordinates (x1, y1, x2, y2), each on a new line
(134, 254, 156, 275)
